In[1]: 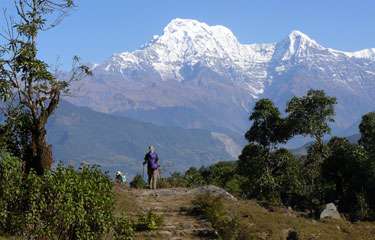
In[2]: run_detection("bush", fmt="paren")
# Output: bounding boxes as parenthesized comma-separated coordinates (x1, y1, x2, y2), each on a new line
(0, 153, 25, 235)
(184, 167, 205, 187)
(113, 214, 135, 240)
(134, 211, 163, 231)
(130, 174, 146, 189)
(159, 172, 187, 188)
(23, 164, 114, 239)
(192, 194, 241, 240)
(0, 154, 120, 239)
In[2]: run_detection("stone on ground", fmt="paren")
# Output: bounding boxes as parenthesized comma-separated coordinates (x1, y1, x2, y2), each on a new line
(320, 203, 341, 220)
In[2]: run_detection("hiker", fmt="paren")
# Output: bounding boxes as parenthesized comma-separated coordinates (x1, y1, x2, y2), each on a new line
(115, 171, 126, 185)
(143, 145, 160, 189)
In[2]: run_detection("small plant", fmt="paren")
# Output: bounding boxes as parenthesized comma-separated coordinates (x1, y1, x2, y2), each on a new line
(134, 211, 163, 231)
(113, 215, 135, 240)
(192, 193, 241, 240)
(130, 174, 146, 189)
(158, 172, 187, 188)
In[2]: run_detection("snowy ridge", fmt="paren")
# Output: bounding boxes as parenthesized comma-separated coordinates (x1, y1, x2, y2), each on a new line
(100, 18, 275, 96)
(71, 18, 375, 136)
(99, 19, 374, 99)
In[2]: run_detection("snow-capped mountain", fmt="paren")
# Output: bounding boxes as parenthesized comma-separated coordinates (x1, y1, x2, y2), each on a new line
(66, 18, 375, 139)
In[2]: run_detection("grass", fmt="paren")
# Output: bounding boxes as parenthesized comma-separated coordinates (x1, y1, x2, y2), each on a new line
(193, 193, 375, 240)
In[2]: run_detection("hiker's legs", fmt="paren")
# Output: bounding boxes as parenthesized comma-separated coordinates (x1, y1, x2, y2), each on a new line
(151, 169, 158, 189)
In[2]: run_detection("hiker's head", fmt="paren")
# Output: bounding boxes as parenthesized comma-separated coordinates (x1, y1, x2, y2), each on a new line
(148, 145, 155, 153)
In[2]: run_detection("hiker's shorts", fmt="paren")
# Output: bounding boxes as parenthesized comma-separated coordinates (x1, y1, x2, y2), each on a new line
(148, 168, 159, 189)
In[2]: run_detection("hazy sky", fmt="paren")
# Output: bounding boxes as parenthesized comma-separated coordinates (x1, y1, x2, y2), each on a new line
(1, 0, 375, 68)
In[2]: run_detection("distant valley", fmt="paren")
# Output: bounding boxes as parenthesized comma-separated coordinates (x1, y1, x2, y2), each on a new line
(47, 101, 237, 176)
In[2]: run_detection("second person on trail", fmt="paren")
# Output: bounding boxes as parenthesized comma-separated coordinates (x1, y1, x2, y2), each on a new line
(143, 145, 160, 189)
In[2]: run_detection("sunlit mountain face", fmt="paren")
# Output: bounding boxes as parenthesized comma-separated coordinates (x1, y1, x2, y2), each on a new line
(66, 18, 375, 140)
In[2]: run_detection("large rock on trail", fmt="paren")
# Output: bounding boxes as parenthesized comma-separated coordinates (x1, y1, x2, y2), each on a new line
(188, 185, 237, 201)
(320, 203, 341, 220)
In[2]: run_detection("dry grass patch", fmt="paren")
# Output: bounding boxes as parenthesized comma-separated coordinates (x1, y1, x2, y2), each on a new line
(193, 193, 375, 240)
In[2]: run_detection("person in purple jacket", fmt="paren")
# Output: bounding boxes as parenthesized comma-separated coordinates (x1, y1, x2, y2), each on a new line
(143, 145, 160, 189)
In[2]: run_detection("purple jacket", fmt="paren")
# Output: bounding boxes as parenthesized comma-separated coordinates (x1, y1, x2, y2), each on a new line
(144, 152, 159, 170)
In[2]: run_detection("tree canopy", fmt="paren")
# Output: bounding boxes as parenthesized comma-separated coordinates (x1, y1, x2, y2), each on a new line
(0, 0, 89, 174)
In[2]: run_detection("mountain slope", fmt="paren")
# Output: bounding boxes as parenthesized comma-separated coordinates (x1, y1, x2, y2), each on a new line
(47, 102, 235, 176)
(66, 18, 375, 139)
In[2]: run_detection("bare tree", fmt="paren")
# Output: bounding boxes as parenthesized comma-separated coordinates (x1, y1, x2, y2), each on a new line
(0, 0, 90, 174)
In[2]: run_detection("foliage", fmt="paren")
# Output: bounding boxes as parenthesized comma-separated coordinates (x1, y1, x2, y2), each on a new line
(192, 194, 241, 240)
(286, 89, 337, 145)
(200, 161, 236, 188)
(112, 215, 135, 240)
(130, 174, 146, 189)
(359, 112, 375, 156)
(184, 167, 205, 187)
(0, 0, 89, 174)
(23, 165, 114, 239)
(245, 99, 291, 149)
(298, 142, 330, 215)
(0, 153, 25, 235)
(158, 172, 187, 188)
(323, 137, 372, 220)
(238, 144, 302, 205)
(134, 211, 163, 231)
(0, 153, 120, 239)
(237, 90, 375, 220)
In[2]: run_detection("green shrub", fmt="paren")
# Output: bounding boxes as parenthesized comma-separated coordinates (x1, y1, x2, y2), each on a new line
(134, 211, 163, 231)
(0, 156, 118, 240)
(192, 194, 240, 240)
(158, 172, 187, 188)
(130, 174, 146, 189)
(113, 214, 135, 240)
(0, 153, 25, 235)
(23, 164, 114, 239)
(184, 167, 205, 187)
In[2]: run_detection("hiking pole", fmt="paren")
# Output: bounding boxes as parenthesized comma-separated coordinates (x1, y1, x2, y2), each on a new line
(143, 164, 145, 181)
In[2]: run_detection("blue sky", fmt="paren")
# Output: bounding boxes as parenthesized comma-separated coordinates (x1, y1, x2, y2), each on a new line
(1, 0, 375, 68)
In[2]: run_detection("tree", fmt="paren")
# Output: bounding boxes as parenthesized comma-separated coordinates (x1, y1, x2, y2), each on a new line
(286, 90, 337, 214)
(359, 112, 375, 156)
(270, 149, 303, 206)
(245, 99, 291, 149)
(323, 137, 370, 219)
(0, 0, 90, 174)
(286, 89, 337, 146)
(237, 144, 302, 205)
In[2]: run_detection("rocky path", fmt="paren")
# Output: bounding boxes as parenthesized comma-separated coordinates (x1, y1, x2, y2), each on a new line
(126, 188, 219, 240)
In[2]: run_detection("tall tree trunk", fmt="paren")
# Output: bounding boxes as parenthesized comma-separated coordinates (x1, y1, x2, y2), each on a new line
(30, 125, 52, 175)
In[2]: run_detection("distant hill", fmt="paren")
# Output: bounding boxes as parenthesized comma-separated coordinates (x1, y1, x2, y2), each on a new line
(47, 102, 236, 177)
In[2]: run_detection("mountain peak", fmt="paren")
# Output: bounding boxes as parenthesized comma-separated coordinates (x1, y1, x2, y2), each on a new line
(160, 18, 237, 45)
(287, 30, 321, 49)
(272, 30, 323, 61)
(146, 18, 244, 69)
(288, 30, 312, 40)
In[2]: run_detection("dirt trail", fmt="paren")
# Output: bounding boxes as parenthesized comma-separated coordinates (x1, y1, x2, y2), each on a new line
(127, 188, 217, 240)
